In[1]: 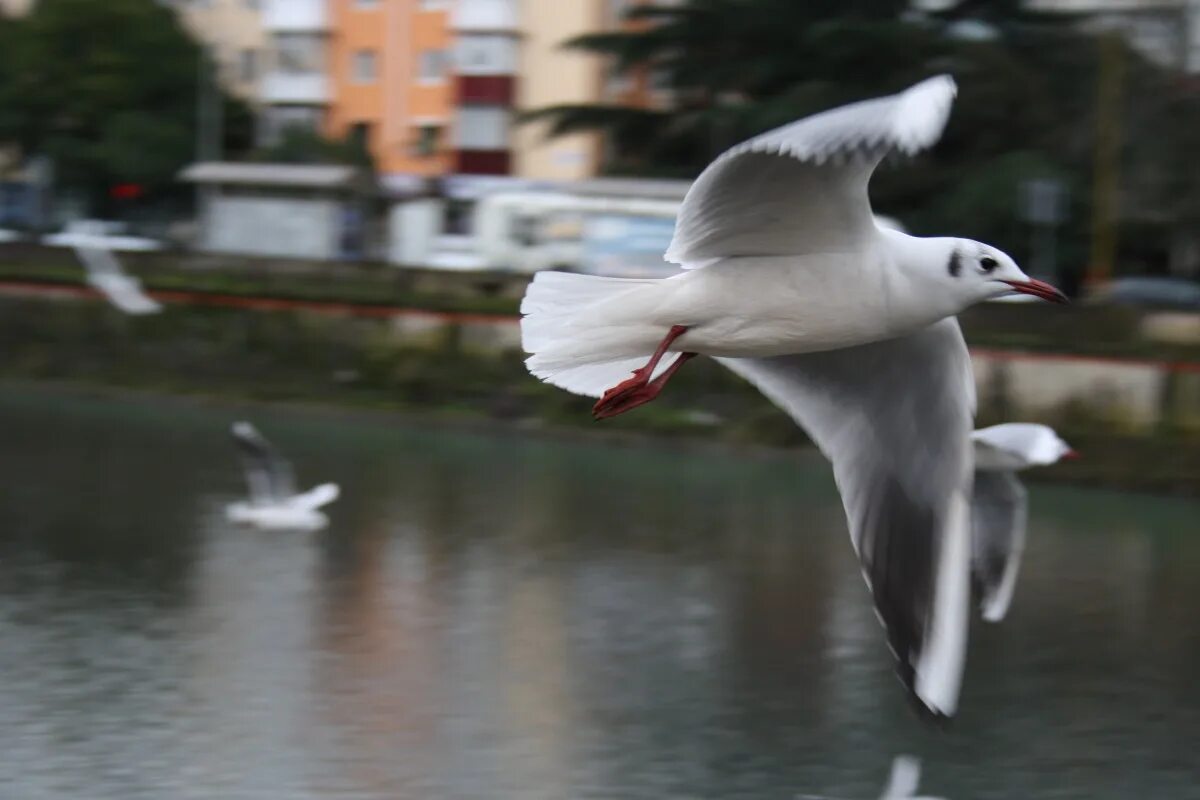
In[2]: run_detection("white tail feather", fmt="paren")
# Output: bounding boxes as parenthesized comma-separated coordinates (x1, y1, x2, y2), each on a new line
(521, 271, 668, 398)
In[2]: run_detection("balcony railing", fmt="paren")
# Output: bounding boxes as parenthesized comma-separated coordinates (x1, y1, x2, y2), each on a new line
(262, 72, 330, 104)
(263, 0, 328, 32)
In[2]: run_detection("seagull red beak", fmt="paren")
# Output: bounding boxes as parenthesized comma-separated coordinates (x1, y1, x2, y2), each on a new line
(1062, 449, 1080, 460)
(1001, 279, 1069, 304)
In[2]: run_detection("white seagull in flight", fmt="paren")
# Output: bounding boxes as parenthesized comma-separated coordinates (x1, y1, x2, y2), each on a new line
(797, 755, 946, 800)
(521, 76, 1067, 718)
(75, 245, 163, 315)
(971, 423, 1076, 622)
(227, 421, 339, 530)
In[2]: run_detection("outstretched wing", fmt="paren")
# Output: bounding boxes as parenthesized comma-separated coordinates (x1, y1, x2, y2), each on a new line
(719, 319, 975, 718)
(971, 469, 1028, 623)
(666, 76, 957, 265)
(230, 421, 297, 503)
(879, 755, 923, 799)
(288, 483, 340, 512)
(76, 246, 162, 315)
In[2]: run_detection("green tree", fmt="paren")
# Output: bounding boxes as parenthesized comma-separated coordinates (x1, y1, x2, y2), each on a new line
(524, 0, 1200, 276)
(0, 0, 249, 207)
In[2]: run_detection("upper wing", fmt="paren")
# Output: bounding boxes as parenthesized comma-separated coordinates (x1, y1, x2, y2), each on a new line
(76, 247, 162, 315)
(718, 319, 975, 718)
(230, 421, 297, 503)
(879, 755, 922, 800)
(970, 470, 1028, 623)
(666, 76, 956, 266)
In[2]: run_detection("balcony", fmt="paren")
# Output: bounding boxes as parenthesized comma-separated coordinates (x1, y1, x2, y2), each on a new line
(262, 73, 330, 105)
(264, 0, 328, 33)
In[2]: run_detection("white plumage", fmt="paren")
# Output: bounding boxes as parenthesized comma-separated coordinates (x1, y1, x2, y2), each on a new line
(75, 246, 163, 316)
(970, 423, 1075, 622)
(226, 421, 340, 531)
(520, 76, 1068, 718)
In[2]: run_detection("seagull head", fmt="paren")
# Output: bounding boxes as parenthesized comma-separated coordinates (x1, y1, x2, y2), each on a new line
(881, 231, 1067, 318)
(940, 239, 1067, 307)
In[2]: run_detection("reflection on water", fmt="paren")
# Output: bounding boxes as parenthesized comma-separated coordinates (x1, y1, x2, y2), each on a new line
(0, 386, 1197, 799)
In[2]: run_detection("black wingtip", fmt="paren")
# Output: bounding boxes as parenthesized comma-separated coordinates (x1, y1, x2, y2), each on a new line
(895, 666, 954, 729)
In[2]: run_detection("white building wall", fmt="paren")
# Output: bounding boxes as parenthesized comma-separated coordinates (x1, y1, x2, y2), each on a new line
(203, 195, 340, 260)
(263, 0, 328, 33)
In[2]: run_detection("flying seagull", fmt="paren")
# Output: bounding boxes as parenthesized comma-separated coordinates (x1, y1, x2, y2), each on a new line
(797, 755, 946, 800)
(971, 423, 1076, 622)
(75, 245, 162, 315)
(520, 76, 1067, 717)
(226, 421, 339, 530)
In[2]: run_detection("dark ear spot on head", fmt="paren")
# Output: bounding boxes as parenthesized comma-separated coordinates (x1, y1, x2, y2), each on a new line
(947, 250, 961, 277)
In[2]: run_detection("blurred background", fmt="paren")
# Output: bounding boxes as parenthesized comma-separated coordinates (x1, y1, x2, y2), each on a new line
(0, 1, 1198, 798)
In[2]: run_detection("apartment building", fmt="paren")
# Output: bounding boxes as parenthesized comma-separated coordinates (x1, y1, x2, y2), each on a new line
(258, 0, 331, 143)
(321, 0, 631, 184)
(325, 0, 456, 179)
(173, 0, 267, 103)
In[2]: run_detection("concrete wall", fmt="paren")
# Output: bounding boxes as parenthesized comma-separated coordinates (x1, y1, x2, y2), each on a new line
(202, 195, 339, 260)
(973, 349, 1199, 432)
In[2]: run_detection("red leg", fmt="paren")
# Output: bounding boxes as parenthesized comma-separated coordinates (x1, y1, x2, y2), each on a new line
(593, 326, 695, 420)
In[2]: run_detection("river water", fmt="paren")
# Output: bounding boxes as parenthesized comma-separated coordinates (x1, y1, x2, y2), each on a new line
(0, 385, 1196, 799)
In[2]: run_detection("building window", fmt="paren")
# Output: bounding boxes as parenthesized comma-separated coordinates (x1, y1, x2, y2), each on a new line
(455, 106, 508, 150)
(414, 125, 440, 157)
(352, 49, 377, 83)
(418, 0, 448, 9)
(243, 0, 260, 9)
(455, 35, 516, 75)
(261, 106, 323, 145)
(349, 121, 372, 153)
(275, 33, 324, 74)
(354, 0, 379, 7)
(239, 49, 258, 83)
(417, 49, 448, 82)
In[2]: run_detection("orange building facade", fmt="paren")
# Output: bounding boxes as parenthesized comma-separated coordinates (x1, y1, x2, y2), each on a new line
(325, 0, 455, 178)
(254, 0, 658, 184)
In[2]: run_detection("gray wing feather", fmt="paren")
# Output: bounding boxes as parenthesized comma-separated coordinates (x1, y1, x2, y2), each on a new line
(971, 470, 1028, 623)
(231, 422, 297, 503)
(718, 319, 974, 718)
(666, 76, 956, 265)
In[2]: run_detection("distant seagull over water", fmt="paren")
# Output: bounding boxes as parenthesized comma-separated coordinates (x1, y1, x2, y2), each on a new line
(797, 755, 946, 800)
(226, 421, 339, 530)
(75, 245, 162, 315)
(971, 423, 1076, 622)
(521, 76, 1067, 718)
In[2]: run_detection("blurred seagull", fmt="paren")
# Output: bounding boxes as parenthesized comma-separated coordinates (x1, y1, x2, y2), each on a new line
(521, 76, 1067, 718)
(878, 756, 945, 800)
(226, 421, 339, 530)
(797, 755, 945, 800)
(971, 423, 1076, 622)
(75, 246, 162, 315)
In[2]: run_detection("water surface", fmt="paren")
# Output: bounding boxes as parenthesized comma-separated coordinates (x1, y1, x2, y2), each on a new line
(0, 385, 1197, 799)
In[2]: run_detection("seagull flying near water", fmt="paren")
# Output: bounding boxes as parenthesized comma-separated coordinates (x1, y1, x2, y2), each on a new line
(797, 755, 946, 800)
(226, 421, 339, 530)
(970, 423, 1075, 622)
(521, 76, 1067, 717)
(75, 245, 162, 315)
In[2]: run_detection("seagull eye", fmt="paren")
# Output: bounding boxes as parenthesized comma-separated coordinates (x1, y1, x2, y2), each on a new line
(980, 256, 998, 272)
